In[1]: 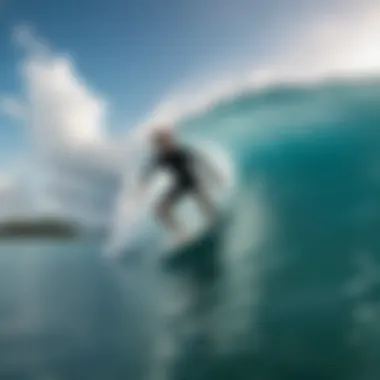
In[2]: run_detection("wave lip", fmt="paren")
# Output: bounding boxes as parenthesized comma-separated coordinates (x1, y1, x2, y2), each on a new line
(138, 67, 380, 130)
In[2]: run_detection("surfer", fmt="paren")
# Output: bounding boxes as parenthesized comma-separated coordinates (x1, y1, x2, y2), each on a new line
(136, 126, 223, 243)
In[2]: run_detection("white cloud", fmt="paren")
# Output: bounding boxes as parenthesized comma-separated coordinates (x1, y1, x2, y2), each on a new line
(21, 42, 107, 151)
(12, 24, 46, 55)
(284, 1, 380, 74)
(3, 27, 125, 226)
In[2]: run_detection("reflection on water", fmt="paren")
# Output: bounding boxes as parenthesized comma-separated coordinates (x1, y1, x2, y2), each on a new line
(0, 240, 156, 380)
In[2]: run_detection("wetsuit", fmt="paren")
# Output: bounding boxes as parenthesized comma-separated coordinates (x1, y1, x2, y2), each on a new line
(143, 146, 200, 204)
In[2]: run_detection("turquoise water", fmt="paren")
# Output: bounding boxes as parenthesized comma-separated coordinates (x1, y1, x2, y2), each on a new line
(1, 76, 380, 379)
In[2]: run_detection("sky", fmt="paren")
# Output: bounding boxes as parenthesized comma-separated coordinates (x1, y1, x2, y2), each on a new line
(0, 0, 380, 224)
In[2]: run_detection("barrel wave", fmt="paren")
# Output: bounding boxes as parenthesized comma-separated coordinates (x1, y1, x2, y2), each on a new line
(0, 74, 380, 380)
(146, 75, 380, 380)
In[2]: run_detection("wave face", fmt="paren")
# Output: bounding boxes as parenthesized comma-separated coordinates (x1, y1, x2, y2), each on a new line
(148, 75, 380, 379)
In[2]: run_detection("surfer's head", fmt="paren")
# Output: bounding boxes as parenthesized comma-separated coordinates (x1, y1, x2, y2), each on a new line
(151, 125, 175, 151)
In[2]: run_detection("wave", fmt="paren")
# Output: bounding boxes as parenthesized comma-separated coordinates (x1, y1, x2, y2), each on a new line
(138, 68, 380, 130)
(102, 72, 380, 380)
(107, 73, 380, 258)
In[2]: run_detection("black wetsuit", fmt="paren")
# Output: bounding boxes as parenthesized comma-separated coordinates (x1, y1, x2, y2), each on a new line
(144, 146, 200, 203)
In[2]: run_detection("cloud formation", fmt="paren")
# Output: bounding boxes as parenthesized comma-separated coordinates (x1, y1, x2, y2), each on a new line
(1, 27, 124, 226)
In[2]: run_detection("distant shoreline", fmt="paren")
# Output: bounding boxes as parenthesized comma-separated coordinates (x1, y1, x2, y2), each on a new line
(0, 219, 82, 239)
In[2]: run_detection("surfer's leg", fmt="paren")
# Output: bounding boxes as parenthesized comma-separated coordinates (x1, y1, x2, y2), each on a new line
(155, 187, 187, 242)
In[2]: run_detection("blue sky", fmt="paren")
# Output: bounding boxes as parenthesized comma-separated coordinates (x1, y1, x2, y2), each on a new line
(0, 0, 368, 127)
(0, 0, 345, 121)
(0, 0, 379, 221)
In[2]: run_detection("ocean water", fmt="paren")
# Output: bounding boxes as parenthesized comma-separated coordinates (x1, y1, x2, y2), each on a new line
(1, 75, 380, 379)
